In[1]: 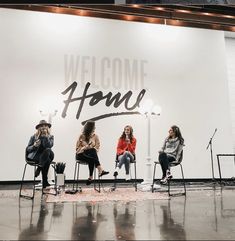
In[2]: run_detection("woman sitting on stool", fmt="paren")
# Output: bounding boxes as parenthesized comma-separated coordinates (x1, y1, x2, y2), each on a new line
(26, 120, 54, 189)
(158, 125, 184, 184)
(76, 121, 109, 185)
(114, 125, 137, 181)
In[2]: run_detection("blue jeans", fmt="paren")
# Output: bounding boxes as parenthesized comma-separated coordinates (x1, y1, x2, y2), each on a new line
(117, 151, 134, 175)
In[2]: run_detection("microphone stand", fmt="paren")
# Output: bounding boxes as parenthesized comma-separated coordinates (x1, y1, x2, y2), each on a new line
(206, 128, 217, 182)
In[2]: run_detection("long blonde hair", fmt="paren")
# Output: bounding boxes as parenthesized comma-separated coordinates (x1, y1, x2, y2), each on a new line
(35, 126, 50, 139)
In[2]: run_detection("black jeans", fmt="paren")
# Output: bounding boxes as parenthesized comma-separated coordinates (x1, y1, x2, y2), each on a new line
(76, 148, 100, 177)
(28, 148, 54, 187)
(158, 152, 175, 178)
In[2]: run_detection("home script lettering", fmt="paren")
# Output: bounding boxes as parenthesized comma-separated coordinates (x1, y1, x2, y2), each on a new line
(61, 81, 146, 123)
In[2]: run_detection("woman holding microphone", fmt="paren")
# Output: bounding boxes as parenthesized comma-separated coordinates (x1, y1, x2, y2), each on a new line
(113, 125, 137, 181)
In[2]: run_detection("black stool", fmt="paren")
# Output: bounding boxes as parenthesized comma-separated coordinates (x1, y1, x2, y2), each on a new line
(19, 159, 57, 200)
(152, 151, 186, 196)
(73, 159, 101, 193)
(113, 154, 137, 191)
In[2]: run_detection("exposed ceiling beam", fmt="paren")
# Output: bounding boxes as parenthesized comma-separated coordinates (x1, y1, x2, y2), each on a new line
(1, 4, 235, 32)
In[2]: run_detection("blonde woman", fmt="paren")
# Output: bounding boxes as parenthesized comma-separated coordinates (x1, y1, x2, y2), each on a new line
(26, 120, 54, 189)
(76, 121, 109, 185)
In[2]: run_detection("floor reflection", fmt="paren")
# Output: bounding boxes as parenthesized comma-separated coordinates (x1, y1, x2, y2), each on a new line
(18, 200, 50, 240)
(159, 198, 187, 240)
(113, 202, 136, 240)
(8, 188, 235, 240)
(71, 203, 106, 240)
(220, 188, 235, 218)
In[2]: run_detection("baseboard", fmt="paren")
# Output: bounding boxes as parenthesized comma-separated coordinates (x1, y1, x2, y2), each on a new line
(0, 178, 235, 185)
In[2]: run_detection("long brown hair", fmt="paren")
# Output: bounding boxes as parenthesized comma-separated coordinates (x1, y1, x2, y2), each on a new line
(120, 125, 134, 142)
(83, 121, 95, 142)
(169, 125, 184, 145)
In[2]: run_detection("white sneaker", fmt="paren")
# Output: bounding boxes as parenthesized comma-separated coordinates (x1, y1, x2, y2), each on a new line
(160, 177, 168, 185)
(125, 174, 131, 181)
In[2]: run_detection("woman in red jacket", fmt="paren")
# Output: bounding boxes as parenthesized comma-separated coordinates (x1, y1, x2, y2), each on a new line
(114, 125, 137, 180)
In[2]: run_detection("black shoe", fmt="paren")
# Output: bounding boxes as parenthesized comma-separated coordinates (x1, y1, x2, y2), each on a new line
(113, 171, 118, 177)
(35, 167, 41, 178)
(99, 170, 109, 177)
(43, 182, 51, 189)
(86, 178, 93, 185)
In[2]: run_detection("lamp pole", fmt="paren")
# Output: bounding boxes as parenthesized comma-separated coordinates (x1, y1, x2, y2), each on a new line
(137, 100, 161, 191)
(143, 113, 152, 184)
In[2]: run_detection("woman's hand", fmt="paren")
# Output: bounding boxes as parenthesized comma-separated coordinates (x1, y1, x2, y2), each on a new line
(34, 139, 41, 147)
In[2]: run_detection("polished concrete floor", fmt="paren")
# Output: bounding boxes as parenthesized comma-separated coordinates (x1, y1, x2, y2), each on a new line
(0, 184, 235, 240)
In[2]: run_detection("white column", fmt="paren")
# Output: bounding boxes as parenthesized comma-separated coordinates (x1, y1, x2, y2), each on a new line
(142, 114, 152, 184)
(137, 100, 161, 191)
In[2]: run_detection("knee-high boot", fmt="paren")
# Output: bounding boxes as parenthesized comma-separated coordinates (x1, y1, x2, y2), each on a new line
(42, 163, 50, 188)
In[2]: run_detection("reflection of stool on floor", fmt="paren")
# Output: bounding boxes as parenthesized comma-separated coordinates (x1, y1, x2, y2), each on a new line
(72, 203, 105, 240)
(18, 199, 52, 240)
(220, 188, 235, 218)
(152, 151, 186, 196)
(19, 156, 57, 200)
(73, 159, 101, 193)
(157, 198, 187, 240)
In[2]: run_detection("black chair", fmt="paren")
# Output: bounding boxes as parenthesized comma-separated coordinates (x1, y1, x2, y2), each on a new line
(19, 150, 57, 199)
(113, 154, 137, 191)
(152, 151, 186, 196)
(73, 159, 101, 193)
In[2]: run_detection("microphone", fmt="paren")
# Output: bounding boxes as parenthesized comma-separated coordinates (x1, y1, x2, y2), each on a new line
(126, 134, 130, 142)
(206, 128, 217, 150)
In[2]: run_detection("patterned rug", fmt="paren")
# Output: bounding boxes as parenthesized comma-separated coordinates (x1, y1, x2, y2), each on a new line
(46, 187, 169, 203)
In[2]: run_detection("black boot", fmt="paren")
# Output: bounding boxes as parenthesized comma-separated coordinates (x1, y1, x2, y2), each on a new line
(42, 164, 50, 188)
(35, 167, 41, 178)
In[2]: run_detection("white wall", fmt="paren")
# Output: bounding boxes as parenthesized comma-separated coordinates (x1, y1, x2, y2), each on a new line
(225, 36, 235, 177)
(0, 8, 234, 181)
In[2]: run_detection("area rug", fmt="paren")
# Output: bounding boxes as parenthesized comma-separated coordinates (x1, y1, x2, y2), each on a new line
(46, 187, 169, 203)
(0, 190, 20, 198)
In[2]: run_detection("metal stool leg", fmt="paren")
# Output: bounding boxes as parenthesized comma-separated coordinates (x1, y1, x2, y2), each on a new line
(152, 162, 157, 193)
(168, 163, 186, 197)
(73, 161, 78, 191)
(19, 163, 27, 198)
(134, 162, 137, 191)
(52, 163, 57, 195)
(19, 164, 37, 200)
(180, 163, 186, 196)
(168, 176, 171, 196)
(94, 168, 101, 193)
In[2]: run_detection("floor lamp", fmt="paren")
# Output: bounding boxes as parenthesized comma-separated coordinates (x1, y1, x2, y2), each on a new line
(137, 99, 161, 191)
